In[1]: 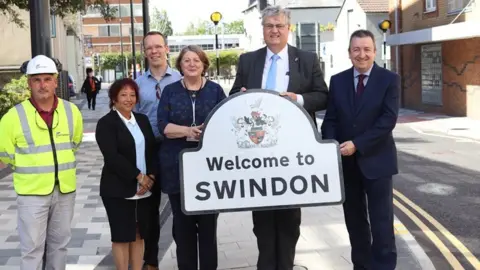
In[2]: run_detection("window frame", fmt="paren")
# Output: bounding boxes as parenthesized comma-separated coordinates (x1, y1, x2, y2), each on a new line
(425, 0, 437, 12)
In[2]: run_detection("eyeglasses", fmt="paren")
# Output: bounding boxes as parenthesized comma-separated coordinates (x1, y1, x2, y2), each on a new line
(263, 24, 287, 30)
(35, 110, 59, 130)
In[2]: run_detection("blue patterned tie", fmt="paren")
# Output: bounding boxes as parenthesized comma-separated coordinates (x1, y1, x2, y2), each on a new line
(265, 54, 280, 90)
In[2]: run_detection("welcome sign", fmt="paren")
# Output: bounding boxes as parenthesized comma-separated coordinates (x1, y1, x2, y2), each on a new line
(180, 90, 344, 214)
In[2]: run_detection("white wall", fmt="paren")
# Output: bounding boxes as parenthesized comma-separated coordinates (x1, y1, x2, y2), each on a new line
(332, 0, 367, 75)
(66, 35, 85, 92)
(243, 7, 265, 51)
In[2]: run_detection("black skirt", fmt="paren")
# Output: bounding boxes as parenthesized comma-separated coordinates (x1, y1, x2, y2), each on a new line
(101, 196, 151, 243)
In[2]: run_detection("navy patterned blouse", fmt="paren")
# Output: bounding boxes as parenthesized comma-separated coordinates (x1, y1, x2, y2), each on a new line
(157, 79, 226, 194)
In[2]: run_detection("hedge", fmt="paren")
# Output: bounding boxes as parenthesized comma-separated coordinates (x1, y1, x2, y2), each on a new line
(0, 75, 30, 119)
(97, 49, 242, 77)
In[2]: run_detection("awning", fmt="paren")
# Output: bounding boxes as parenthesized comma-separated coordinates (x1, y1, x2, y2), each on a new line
(386, 21, 480, 46)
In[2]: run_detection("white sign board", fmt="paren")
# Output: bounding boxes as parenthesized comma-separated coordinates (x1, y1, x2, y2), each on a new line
(180, 90, 344, 214)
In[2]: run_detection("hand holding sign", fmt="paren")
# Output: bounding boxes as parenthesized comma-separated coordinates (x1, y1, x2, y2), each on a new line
(186, 124, 204, 142)
(279, 92, 297, 101)
(180, 89, 344, 215)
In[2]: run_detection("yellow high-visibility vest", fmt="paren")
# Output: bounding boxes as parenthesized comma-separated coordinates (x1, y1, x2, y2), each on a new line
(0, 98, 83, 195)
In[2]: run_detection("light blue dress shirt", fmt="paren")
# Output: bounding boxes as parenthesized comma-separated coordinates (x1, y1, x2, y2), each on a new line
(116, 110, 151, 200)
(353, 65, 373, 92)
(135, 67, 181, 138)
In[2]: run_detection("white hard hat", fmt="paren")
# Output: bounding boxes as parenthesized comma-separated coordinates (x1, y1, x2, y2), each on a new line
(26, 55, 58, 75)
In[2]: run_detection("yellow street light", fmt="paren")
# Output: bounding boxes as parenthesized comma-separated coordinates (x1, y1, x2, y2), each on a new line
(210, 11, 222, 26)
(379, 20, 392, 33)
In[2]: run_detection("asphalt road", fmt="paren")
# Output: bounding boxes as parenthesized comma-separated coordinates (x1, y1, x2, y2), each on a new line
(393, 124, 480, 270)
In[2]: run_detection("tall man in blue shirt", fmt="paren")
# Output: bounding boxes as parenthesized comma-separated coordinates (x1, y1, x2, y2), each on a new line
(135, 31, 181, 270)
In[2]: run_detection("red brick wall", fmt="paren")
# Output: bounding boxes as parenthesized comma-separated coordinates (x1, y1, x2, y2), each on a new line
(399, 38, 480, 118)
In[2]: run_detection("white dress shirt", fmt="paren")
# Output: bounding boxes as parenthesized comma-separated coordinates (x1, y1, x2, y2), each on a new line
(261, 46, 304, 106)
(116, 110, 151, 200)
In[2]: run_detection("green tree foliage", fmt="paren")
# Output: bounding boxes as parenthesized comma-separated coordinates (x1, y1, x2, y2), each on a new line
(149, 7, 173, 37)
(183, 20, 215, 35)
(0, 76, 30, 119)
(96, 53, 143, 71)
(0, 0, 116, 28)
(182, 19, 245, 35)
(224, 19, 245, 34)
(169, 49, 241, 77)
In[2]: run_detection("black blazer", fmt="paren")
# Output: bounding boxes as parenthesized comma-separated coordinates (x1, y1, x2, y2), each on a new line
(81, 76, 101, 94)
(230, 45, 329, 120)
(95, 110, 158, 198)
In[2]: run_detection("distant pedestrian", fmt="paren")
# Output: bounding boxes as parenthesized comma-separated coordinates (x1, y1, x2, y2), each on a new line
(81, 67, 101, 110)
(0, 55, 84, 270)
(95, 78, 158, 270)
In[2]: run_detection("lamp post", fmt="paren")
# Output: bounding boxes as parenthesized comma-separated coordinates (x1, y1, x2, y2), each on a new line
(130, 0, 137, 79)
(119, 0, 125, 78)
(378, 19, 391, 69)
(29, 0, 52, 57)
(210, 11, 222, 81)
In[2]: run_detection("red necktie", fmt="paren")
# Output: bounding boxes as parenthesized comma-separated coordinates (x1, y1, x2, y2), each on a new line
(356, 74, 366, 96)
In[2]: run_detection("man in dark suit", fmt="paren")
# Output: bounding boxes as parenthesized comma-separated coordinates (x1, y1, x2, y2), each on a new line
(321, 29, 400, 270)
(230, 6, 328, 270)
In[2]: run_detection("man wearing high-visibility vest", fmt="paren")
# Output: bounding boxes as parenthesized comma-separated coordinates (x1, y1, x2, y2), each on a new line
(0, 55, 83, 270)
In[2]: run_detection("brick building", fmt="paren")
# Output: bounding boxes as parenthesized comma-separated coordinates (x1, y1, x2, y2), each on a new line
(387, 0, 480, 118)
(82, 0, 144, 57)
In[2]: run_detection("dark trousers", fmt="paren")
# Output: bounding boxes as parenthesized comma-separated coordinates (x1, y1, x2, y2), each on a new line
(143, 184, 161, 266)
(252, 208, 301, 270)
(86, 92, 97, 110)
(169, 193, 218, 270)
(343, 160, 397, 270)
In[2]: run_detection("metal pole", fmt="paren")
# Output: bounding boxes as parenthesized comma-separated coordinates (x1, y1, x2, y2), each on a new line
(29, 0, 52, 57)
(142, 0, 150, 71)
(130, 0, 137, 79)
(215, 26, 219, 81)
(119, 0, 125, 78)
(383, 33, 387, 69)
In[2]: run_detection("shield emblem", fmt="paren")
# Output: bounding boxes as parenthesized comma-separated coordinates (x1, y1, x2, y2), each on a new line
(248, 127, 265, 144)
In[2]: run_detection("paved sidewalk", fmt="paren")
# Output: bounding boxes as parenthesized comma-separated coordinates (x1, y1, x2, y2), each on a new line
(0, 92, 435, 269)
(159, 206, 434, 270)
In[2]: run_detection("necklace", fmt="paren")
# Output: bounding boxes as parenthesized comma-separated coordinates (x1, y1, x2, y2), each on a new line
(183, 78, 204, 98)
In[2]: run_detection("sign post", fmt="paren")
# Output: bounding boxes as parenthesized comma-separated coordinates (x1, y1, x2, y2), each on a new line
(180, 90, 344, 215)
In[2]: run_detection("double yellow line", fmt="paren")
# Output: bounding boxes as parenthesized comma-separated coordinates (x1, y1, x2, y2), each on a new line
(393, 189, 480, 269)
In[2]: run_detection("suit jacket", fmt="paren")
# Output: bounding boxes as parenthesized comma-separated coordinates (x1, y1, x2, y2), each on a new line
(96, 110, 158, 198)
(320, 63, 400, 179)
(230, 45, 329, 120)
(81, 76, 101, 94)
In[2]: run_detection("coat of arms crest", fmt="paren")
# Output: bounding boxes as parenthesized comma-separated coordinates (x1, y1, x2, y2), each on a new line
(231, 98, 280, 148)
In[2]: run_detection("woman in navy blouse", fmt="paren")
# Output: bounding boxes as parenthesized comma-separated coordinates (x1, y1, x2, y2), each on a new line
(157, 45, 226, 269)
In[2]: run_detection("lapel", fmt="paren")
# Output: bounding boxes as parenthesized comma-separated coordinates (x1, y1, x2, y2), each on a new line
(345, 68, 355, 116)
(111, 110, 135, 145)
(355, 63, 380, 115)
(251, 47, 267, 89)
(287, 45, 300, 92)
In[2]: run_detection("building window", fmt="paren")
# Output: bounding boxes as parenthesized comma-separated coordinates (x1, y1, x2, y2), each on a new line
(133, 5, 143, 16)
(98, 25, 120, 37)
(85, 6, 101, 17)
(296, 23, 317, 53)
(129, 24, 144, 36)
(421, 44, 443, 106)
(447, 0, 471, 13)
(425, 0, 436, 12)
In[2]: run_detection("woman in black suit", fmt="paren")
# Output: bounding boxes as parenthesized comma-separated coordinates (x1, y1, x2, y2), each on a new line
(95, 78, 157, 270)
